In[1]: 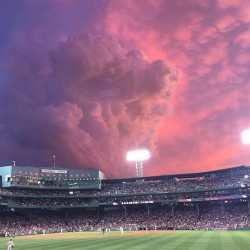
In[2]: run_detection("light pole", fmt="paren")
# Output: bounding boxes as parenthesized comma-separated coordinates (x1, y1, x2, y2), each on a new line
(126, 149, 150, 177)
(241, 129, 250, 212)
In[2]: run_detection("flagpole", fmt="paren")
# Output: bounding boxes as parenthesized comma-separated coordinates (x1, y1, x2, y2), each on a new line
(53, 155, 56, 168)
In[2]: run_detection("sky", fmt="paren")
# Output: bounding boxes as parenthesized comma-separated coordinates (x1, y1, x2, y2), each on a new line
(1, 0, 250, 178)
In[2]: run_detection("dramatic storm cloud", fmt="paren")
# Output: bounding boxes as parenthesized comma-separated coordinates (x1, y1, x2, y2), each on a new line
(1, 0, 250, 178)
(0, 33, 180, 177)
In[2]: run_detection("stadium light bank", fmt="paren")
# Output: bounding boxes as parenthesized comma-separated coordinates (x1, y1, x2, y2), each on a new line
(126, 149, 150, 177)
(241, 129, 250, 144)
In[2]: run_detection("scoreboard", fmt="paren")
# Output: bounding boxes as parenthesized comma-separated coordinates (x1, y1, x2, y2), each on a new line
(0, 165, 104, 189)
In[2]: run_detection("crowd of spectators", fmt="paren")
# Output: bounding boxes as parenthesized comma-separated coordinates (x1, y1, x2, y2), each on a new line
(1, 201, 250, 236)
(101, 170, 250, 195)
(0, 187, 248, 208)
(1, 168, 250, 236)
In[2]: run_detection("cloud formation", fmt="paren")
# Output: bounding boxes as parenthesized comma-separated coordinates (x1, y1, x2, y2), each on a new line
(0, 33, 180, 177)
(1, 0, 250, 178)
(98, 0, 250, 175)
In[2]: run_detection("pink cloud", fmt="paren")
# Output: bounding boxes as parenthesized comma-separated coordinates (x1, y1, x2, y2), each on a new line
(195, 27, 219, 45)
(0, 34, 180, 178)
(234, 30, 250, 48)
(201, 41, 229, 65)
(1, 0, 250, 178)
(235, 50, 250, 64)
(216, 15, 240, 32)
(217, 0, 250, 23)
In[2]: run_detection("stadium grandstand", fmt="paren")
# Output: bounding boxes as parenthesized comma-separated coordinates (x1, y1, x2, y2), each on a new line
(0, 165, 250, 237)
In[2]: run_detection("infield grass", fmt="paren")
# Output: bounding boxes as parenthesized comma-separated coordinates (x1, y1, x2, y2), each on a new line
(0, 230, 249, 250)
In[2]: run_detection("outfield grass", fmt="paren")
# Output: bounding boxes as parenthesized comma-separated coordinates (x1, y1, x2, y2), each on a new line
(0, 230, 249, 250)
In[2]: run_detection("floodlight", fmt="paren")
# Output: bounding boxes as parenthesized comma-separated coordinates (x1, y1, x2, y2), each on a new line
(126, 149, 150, 177)
(241, 129, 250, 144)
(126, 149, 150, 162)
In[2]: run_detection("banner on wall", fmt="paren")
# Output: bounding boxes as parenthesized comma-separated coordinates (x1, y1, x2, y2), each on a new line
(41, 169, 67, 174)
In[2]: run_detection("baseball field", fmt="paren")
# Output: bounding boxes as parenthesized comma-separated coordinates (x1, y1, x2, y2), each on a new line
(0, 230, 249, 250)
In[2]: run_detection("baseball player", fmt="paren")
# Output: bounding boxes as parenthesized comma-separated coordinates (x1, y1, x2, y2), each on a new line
(7, 239, 14, 250)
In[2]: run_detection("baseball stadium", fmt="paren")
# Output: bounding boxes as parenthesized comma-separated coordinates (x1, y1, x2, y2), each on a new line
(2, 0, 250, 249)
(0, 164, 250, 249)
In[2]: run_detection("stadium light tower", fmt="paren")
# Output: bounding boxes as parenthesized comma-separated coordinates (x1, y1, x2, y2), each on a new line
(241, 129, 250, 144)
(126, 149, 150, 177)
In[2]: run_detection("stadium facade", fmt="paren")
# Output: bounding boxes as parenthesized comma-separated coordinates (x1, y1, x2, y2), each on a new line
(0, 165, 250, 235)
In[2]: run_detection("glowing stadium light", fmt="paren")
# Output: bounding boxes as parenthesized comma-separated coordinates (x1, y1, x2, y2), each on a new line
(126, 149, 150, 162)
(126, 149, 150, 177)
(241, 129, 250, 144)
